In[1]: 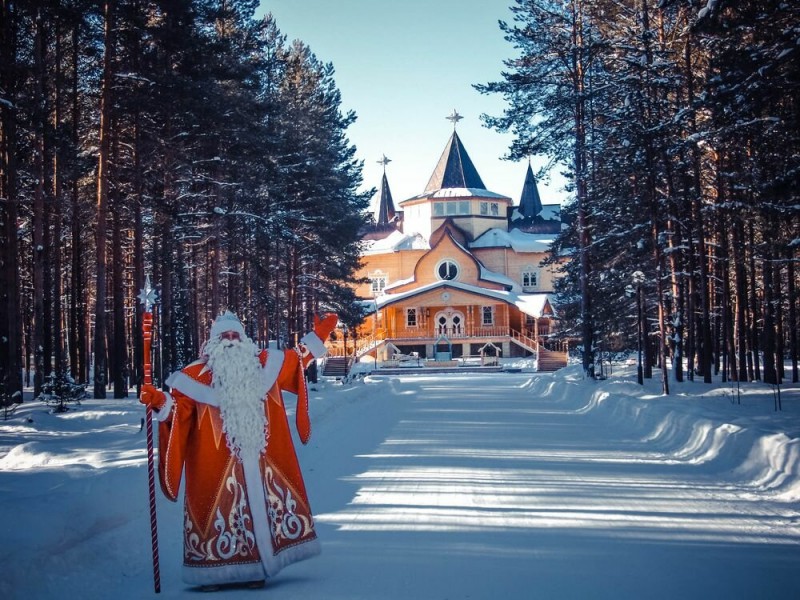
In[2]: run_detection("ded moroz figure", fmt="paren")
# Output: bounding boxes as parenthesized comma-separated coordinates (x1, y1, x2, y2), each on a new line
(140, 310, 338, 592)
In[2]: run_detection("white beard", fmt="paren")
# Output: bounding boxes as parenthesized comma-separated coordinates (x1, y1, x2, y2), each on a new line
(204, 335, 269, 462)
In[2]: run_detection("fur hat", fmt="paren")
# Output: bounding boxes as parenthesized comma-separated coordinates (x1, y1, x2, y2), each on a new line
(209, 310, 246, 340)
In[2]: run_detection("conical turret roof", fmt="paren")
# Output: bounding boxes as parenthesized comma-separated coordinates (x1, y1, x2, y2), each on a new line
(375, 171, 396, 225)
(424, 131, 487, 193)
(518, 163, 543, 218)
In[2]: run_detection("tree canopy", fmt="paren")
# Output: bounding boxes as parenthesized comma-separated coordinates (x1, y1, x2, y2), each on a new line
(0, 1, 370, 400)
(479, 0, 800, 390)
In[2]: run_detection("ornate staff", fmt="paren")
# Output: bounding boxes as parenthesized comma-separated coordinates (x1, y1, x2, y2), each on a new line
(138, 275, 161, 593)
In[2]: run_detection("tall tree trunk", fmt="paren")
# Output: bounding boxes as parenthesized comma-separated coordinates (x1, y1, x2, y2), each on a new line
(787, 247, 798, 383)
(159, 212, 176, 376)
(93, 0, 115, 398)
(747, 221, 761, 380)
(718, 199, 736, 381)
(52, 20, 64, 377)
(773, 258, 784, 382)
(132, 118, 144, 390)
(210, 226, 220, 317)
(686, 238, 697, 380)
(68, 20, 85, 382)
(640, 0, 668, 394)
(0, 0, 23, 401)
(688, 115, 712, 382)
(33, 10, 48, 395)
(666, 209, 684, 382)
(573, 0, 593, 378)
(761, 251, 778, 384)
(732, 217, 749, 381)
(112, 176, 127, 398)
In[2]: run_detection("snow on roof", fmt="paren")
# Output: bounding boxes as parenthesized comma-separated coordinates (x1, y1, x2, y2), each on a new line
(511, 203, 561, 223)
(375, 279, 553, 317)
(384, 275, 415, 292)
(514, 293, 555, 318)
(362, 230, 429, 255)
(471, 228, 556, 253)
(401, 187, 510, 203)
(479, 265, 520, 291)
(539, 203, 560, 221)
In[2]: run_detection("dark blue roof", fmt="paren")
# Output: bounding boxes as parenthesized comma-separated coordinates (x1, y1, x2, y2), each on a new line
(376, 171, 396, 225)
(518, 163, 543, 218)
(424, 131, 487, 193)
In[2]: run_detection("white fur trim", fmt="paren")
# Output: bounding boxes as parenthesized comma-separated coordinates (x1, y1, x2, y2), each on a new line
(241, 453, 321, 578)
(299, 331, 327, 358)
(262, 349, 284, 390)
(242, 455, 275, 576)
(182, 561, 264, 586)
(155, 392, 174, 422)
(267, 534, 321, 575)
(166, 370, 218, 407)
(209, 311, 246, 341)
(165, 350, 284, 411)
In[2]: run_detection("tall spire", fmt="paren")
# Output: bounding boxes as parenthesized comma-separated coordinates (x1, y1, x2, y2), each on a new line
(518, 161, 543, 218)
(424, 112, 486, 193)
(375, 155, 396, 226)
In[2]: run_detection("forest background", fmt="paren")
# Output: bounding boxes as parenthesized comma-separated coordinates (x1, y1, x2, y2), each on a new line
(1, 0, 798, 403)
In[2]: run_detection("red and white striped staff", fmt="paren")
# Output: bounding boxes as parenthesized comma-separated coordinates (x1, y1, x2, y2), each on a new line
(138, 275, 161, 593)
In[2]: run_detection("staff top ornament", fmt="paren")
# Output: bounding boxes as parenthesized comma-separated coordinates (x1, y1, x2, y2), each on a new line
(137, 275, 158, 312)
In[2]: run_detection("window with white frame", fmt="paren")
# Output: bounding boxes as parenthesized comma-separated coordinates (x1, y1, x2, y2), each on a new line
(436, 259, 459, 281)
(482, 306, 494, 326)
(480, 201, 489, 215)
(433, 202, 445, 216)
(406, 308, 417, 328)
(370, 273, 387, 295)
(522, 269, 539, 290)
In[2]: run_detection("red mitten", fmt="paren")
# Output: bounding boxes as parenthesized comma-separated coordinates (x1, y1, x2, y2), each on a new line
(314, 313, 338, 341)
(140, 383, 166, 411)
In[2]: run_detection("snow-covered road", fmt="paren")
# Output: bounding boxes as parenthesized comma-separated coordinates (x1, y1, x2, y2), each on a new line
(2, 367, 799, 598)
(289, 370, 800, 599)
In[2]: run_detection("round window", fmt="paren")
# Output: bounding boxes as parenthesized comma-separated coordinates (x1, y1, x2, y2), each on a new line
(437, 260, 459, 281)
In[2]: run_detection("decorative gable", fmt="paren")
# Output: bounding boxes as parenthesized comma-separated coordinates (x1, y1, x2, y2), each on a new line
(387, 221, 508, 294)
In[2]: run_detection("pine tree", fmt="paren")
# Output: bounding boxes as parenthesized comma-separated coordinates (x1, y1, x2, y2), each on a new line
(477, 0, 601, 378)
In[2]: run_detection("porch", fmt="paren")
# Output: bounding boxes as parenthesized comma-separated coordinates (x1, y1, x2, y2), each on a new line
(323, 295, 566, 373)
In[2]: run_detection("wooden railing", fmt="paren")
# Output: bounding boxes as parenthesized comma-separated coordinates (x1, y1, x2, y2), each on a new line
(325, 333, 387, 358)
(390, 325, 511, 340)
(325, 328, 543, 357)
(510, 330, 539, 354)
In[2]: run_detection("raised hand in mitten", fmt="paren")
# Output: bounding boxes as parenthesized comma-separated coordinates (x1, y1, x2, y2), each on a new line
(313, 313, 338, 342)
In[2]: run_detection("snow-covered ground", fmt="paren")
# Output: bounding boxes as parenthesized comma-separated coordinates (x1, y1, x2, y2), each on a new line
(1, 362, 799, 599)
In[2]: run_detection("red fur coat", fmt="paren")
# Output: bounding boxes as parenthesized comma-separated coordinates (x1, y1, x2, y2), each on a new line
(155, 321, 333, 586)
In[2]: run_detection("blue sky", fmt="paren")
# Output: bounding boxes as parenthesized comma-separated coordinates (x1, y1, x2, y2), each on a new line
(257, 1, 567, 208)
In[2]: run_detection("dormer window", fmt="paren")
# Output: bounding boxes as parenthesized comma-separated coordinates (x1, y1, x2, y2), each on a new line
(479, 202, 499, 216)
(522, 268, 539, 291)
(436, 260, 459, 281)
(370, 271, 387, 295)
(433, 201, 471, 216)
